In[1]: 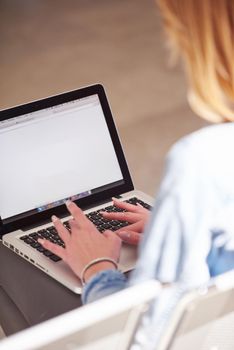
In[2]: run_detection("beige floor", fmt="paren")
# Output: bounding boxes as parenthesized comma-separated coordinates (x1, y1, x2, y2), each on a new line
(0, 0, 209, 340)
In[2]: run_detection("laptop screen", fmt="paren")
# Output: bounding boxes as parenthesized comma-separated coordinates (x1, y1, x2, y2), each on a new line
(0, 90, 126, 226)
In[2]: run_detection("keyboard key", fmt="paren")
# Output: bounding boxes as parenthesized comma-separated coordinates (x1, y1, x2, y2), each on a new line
(20, 235, 28, 241)
(30, 242, 41, 249)
(104, 205, 115, 211)
(24, 238, 34, 245)
(49, 254, 61, 262)
(102, 223, 112, 230)
(43, 250, 53, 257)
(29, 233, 38, 238)
(36, 246, 45, 253)
(40, 231, 50, 239)
(126, 197, 152, 210)
(47, 227, 58, 234)
(38, 229, 48, 234)
(110, 221, 119, 226)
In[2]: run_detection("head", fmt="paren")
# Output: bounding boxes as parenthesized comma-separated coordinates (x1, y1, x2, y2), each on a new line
(157, 0, 234, 122)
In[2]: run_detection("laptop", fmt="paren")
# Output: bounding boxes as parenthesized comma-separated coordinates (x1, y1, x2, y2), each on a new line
(0, 280, 160, 350)
(0, 84, 154, 293)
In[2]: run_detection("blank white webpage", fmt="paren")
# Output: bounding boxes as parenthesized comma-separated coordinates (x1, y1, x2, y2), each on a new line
(0, 95, 123, 220)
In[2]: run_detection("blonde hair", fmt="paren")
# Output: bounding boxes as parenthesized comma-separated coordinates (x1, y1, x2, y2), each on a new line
(157, 0, 234, 122)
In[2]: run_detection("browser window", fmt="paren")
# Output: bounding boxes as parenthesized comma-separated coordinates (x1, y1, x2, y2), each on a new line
(0, 94, 123, 220)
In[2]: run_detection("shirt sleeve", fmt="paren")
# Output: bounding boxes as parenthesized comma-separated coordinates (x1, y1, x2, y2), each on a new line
(81, 269, 127, 304)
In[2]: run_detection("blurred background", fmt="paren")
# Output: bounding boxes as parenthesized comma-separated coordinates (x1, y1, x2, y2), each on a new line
(0, 0, 207, 196)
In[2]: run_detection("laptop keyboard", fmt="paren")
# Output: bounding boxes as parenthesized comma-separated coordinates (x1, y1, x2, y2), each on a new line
(19, 197, 152, 263)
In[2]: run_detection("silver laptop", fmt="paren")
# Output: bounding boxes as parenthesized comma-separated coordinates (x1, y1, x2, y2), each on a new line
(0, 84, 154, 293)
(0, 280, 160, 350)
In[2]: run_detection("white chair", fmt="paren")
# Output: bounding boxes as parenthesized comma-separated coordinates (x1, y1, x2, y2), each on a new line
(157, 270, 234, 350)
(0, 280, 160, 350)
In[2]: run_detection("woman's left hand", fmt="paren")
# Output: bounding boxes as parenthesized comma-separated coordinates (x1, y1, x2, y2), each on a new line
(100, 198, 150, 245)
(38, 201, 122, 283)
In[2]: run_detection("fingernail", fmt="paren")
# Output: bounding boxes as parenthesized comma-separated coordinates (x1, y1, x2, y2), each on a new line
(118, 231, 130, 239)
(65, 200, 72, 207)
(112, 197, 119, 201)
(137, 203, 144, 208)
(38, 238, 44, 244)
(52, 215, 58, 222)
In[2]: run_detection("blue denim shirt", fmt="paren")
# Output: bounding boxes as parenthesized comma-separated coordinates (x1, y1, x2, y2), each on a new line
(82, 123, 234, 347)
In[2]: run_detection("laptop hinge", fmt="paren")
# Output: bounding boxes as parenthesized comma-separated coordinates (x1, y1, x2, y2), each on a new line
(81, 195, 122, 212)
(0, 216, 5, 237)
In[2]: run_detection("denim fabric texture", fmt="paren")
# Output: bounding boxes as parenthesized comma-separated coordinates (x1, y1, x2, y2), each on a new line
(82, 269, 127, 304)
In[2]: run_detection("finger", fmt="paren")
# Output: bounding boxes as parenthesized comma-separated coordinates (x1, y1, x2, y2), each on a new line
(116, 231, 141, 245)
(102, 229, 114, 238)
(136, 203, 150, 213)
(52, 216, 70, 244)
(68, 218, 77, 229)
(101, 211, 142, 223)
(136, 203, 144, 208)
(102, 230, 121, 242)
(112, 198, 142, 213)
(69, 218, 81, 235)
(114, 221, 143, 234)
(38, 238, 66, 260)
(66, 201, 91, 227)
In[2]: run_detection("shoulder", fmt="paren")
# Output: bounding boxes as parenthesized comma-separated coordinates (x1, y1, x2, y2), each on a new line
(167, 123, 234, 165)
(161, 123, 234, 189)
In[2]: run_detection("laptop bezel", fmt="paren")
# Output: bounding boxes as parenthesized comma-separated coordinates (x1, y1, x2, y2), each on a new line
(0, 84, 134, 236)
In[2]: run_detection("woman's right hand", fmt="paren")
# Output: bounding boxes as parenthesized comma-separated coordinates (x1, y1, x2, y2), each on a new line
(38, 201, 122, 283)
(100, 198, 151, 245)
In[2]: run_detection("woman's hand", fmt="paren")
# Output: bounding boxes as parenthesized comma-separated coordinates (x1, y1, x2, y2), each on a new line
(38, 201, 122, 283)
(100, 198, 150, 245)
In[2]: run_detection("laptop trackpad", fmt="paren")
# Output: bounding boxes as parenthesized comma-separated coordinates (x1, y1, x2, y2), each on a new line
(119, 244, 137, 272)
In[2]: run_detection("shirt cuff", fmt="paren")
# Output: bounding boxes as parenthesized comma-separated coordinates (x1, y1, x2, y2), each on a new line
(81, 269, 127, 304)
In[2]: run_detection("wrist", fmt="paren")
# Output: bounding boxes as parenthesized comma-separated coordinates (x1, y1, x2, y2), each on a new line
(83, 261, 117, 284)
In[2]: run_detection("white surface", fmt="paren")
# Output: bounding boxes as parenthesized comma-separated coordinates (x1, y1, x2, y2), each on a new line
(171, 312, 234, 350)
(0, 94, 122, 220)
(157, 271, 234, 350)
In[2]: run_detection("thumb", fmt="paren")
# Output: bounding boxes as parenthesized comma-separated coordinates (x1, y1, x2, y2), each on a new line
(117, 231, 141, 245)
(102, 230, 119, 240)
